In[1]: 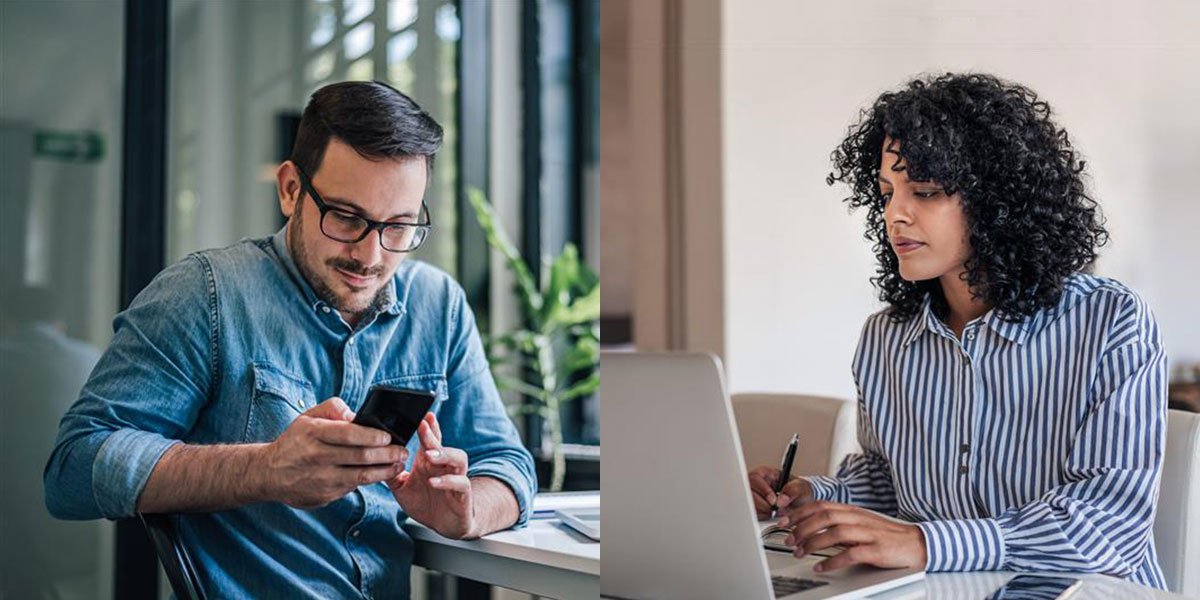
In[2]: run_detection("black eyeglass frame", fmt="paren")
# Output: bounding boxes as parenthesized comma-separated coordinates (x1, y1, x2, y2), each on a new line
(294, 164, 433, 253)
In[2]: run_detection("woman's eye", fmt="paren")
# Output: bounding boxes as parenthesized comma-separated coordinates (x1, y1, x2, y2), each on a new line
(914, 190, 941, 199)
(879, 191, 893, 204)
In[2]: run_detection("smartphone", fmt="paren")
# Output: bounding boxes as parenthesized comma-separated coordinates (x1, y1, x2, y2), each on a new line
(352, 386, 436, 446)
(985, 575, 1082, 600)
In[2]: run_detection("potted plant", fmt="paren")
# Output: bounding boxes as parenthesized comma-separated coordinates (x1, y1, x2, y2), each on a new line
(466, 188, 600, 492)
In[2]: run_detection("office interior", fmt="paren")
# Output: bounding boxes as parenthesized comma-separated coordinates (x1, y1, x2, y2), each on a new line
(0, 1, 598, 598)
(599, 0, 1199, 596)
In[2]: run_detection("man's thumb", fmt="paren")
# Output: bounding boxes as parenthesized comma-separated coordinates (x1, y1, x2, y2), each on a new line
(305, 397, 355, 421)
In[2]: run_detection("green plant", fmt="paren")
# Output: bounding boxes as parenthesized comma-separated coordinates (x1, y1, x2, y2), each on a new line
(466, 188, 600, 492)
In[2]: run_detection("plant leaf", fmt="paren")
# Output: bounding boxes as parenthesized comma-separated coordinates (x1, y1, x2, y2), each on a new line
(466, 187, 543, 319)
(558, 372, 600, 402)
(496, 375, 548, 401)
(556, 285, 600, 327)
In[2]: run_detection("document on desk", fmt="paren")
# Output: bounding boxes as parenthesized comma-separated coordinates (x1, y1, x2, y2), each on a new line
(531, 491, 600, 519)
(760, 520, 843, 557)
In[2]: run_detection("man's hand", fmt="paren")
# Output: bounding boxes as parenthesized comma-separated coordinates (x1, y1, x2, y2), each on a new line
(778, 501, 927, 572)
(748, 465, 813, 520)
(256, 397, 409, 509)
(387, 413, 482, 539)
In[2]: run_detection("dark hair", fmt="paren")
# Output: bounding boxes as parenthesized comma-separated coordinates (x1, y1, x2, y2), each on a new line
(827, 72, 1109, 322)
(290, 80, 443, 177)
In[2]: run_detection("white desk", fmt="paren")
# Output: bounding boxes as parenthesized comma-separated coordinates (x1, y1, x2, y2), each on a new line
(405, 516, 599, 599)
(762, 551, 1188, 599)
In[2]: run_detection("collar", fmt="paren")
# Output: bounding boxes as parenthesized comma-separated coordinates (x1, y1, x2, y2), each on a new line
(900, 296, 942, 348)
(269, 226, 405, 317)
(899, 293, 1031, 347)
(982, 309, 1033, 345)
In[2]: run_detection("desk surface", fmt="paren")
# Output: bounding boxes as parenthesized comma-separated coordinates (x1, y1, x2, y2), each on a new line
(875, 572, 1185, 599)
(406, 517, 600, 576)
(768, 553, 1185, 599)
(405, 512, 599, 599)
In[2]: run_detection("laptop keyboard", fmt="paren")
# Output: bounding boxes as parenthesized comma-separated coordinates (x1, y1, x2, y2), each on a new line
(772, 575, 828, 596)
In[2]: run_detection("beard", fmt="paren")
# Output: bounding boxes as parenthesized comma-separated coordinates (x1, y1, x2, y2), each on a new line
(287, 208, 391, 319)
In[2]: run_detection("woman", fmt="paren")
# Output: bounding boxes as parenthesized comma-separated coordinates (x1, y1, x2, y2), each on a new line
(748, 73, 1167, 589)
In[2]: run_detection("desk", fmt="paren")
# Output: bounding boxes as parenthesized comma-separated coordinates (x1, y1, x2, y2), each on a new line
(405, 517, 599, 599)
(762, 552, 1187, 599)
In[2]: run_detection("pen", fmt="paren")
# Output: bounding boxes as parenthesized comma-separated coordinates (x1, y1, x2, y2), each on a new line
(771, 433, 799, 519)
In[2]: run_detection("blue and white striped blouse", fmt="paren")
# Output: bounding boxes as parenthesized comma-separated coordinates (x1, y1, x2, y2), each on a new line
(806, 273, 1168, 589)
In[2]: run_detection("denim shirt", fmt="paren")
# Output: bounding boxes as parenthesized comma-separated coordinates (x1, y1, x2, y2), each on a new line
(44, 228, 537, 599)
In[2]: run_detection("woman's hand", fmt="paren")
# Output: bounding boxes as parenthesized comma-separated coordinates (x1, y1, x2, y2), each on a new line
(747, 465, 812, 520)
(778, 501, 927, 572)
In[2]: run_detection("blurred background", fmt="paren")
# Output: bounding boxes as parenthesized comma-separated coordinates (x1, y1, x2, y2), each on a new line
(0, 0, 597, 598)
(601, 0, 1200, 405)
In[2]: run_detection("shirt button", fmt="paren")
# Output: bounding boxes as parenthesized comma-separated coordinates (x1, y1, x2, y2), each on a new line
(960, 444, 970, 453)
(351, 529, 361, 538)
(966, 331, 976, 340)
(348, 338, 355, 346)
(960, 465, 969, 474)
(321, 306, 331, 314)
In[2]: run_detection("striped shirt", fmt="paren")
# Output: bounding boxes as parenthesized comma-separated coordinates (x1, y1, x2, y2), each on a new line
(806, 273, 1168, 588)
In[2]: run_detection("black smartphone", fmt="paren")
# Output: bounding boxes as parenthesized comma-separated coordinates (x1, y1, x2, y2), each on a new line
(352, 386, 436, 446)
(985, 575, 1081, 600)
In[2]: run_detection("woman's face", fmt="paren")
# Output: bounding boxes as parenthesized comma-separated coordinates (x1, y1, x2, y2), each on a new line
(878, 138, 971, 283)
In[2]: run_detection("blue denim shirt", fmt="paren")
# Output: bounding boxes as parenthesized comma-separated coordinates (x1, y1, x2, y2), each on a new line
(44, 228, 537, 598)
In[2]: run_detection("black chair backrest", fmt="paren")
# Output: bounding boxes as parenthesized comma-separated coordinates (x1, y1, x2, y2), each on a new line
(139, 513, 207, 600)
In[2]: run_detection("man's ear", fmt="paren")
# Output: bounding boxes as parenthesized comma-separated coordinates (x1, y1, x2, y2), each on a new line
(277, 161, 300, 219)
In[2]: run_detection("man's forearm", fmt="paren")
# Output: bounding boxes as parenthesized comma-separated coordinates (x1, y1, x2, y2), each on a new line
(136, 442, 269, 513)
(468, 476, 520, 537)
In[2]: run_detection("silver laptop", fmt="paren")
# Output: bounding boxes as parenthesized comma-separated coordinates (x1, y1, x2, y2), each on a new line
(601, 351, 925, 599)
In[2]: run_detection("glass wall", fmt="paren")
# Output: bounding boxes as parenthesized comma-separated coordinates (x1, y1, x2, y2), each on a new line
(0, 1, 124, 598)
(167, 0, 459, 275)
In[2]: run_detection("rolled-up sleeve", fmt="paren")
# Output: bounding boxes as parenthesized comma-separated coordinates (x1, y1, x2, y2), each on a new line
(44, 256, 214, 520)
(438, 285, 538, 527)
(918, 296, 1166, 576)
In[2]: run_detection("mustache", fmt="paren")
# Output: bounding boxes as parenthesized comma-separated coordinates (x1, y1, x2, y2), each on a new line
(327, 258, 385, 277)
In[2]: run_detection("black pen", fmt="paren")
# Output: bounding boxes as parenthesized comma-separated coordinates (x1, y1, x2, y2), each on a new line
(771, 433, 799, 519)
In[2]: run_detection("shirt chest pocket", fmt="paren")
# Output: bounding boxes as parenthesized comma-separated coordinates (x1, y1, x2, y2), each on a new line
(244, 362, 317, 443)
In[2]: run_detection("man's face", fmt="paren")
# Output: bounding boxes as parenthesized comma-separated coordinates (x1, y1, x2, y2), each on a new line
(877, 137, 971, 284)
(277, 138, 428, 323)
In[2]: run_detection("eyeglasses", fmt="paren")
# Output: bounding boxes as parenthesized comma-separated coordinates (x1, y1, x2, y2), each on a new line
(294, 165, 432, 253)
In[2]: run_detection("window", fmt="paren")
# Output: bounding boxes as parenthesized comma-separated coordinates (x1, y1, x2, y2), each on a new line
(301, 0, 461, 276)
(520, 0, 601, 481)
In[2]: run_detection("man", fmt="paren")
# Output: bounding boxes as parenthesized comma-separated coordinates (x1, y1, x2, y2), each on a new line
(44, 81, 537, 598)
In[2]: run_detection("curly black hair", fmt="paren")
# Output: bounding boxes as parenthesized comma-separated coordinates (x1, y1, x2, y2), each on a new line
(827, 72, 1109, 323)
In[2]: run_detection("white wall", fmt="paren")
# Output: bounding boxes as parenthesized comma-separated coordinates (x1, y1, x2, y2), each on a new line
(721, 0, 1200, 397)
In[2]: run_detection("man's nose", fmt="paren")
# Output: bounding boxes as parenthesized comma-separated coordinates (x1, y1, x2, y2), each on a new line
(349, 228, 384, 267)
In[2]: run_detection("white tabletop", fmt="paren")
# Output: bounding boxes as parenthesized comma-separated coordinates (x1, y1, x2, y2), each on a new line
(406, 517, 600, 576)
(869, 570, 1184, 600)
(758, 549, 1187, 599)
(404, 503, 600, 599)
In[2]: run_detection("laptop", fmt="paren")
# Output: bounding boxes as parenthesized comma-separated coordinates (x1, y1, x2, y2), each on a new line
(601, 351, 925, 599)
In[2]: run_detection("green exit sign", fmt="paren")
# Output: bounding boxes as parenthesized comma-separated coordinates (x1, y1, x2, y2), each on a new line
(34, 130, 105, 163)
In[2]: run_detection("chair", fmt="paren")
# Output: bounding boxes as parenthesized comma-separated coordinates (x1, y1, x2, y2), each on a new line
(730, 393, 857, 477)
(140, 513, 207, 600)
(1153, 409, 1200, 597)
